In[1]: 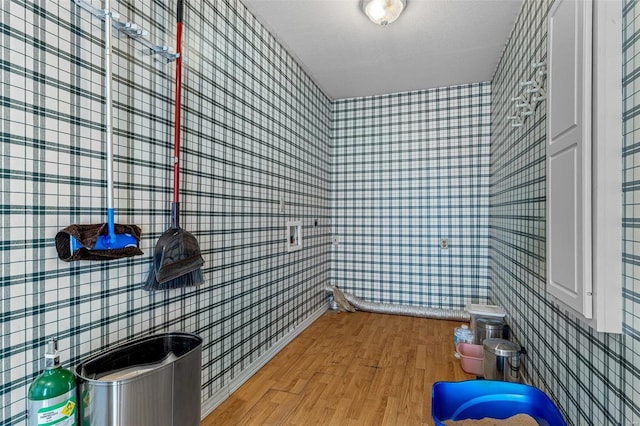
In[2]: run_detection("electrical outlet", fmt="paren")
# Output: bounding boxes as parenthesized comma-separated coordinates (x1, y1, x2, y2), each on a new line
(440, 238, 449, 250)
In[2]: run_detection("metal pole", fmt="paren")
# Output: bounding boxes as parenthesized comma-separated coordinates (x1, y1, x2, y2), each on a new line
(104, 0, 115, 240)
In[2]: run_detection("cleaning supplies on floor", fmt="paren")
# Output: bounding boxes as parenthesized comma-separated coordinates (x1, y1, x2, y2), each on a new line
(465, 303, 506, 332)
(454, 324, 473, 358)
(473, 318, 505, 345)
(28, 339, 77, 426)
(432, 380, 567, 425)
(483, 338, 523, 382)
(456, 342, 484, 376)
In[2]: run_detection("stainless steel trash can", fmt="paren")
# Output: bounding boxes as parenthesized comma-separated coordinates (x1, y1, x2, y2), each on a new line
(483, 338, 522, 382)
(473, 318, 505, 344)
(75, 332, 202, 426)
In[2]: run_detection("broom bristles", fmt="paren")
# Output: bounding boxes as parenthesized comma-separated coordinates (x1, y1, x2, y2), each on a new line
(143, 266, 204, 291)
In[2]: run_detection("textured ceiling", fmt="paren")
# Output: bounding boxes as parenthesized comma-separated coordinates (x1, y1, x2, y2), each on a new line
(241, 0, 524, 100)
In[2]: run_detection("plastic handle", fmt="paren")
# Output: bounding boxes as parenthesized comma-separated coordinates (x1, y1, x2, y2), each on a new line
(177, 0, 184, 23)
(105, 0, 115, 229)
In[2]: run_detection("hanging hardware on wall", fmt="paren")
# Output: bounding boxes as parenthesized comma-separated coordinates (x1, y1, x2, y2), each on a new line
(508, 61, 546, 127)
(73, 0, 179, 62)
(507, 115, 523, 127)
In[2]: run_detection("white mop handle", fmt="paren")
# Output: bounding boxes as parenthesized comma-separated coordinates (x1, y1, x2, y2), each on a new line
(104, 0, 114, 213)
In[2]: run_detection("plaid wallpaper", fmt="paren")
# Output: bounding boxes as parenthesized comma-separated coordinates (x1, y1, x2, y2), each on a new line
(491, 0, 640, 424)
(5, 0, 640, 425)
(331, 83, 492, 309)
(0, 0, 330, 424)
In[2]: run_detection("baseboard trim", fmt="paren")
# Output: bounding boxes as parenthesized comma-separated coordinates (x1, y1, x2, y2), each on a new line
(200, 304, 328, 420)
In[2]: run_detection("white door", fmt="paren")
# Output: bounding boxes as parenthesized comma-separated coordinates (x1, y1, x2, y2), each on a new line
(546, 0, 593, 318)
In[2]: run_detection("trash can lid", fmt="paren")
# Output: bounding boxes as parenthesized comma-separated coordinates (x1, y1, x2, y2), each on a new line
(483, 338, 521, 356)
(475, 318, 505, 329)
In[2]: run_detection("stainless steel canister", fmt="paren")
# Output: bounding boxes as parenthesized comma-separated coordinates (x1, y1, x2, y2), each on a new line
(483, 338, 522, 382)
(473, 318, 505, 344)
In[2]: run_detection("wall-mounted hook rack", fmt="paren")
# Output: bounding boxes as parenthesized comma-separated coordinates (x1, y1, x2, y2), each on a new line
(73, 0, 178, 62)
(508, 115, 523, 127)
(508, 61, 546, 127)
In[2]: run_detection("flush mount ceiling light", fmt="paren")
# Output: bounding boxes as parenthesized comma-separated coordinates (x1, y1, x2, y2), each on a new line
(362, 0, 407, 26)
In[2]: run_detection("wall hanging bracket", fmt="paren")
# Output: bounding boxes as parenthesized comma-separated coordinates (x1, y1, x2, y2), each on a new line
(508, 61, 546, 127)
(73, 0, 179, 62)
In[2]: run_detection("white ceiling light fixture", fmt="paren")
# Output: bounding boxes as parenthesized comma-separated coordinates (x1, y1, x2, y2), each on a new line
(362, 0, 407, 26)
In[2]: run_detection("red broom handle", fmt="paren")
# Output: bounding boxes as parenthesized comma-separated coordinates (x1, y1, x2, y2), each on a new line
(173, 0, 184, 205)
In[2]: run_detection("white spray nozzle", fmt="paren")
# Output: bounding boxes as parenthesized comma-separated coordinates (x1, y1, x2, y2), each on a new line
(45, 339, 58, 356)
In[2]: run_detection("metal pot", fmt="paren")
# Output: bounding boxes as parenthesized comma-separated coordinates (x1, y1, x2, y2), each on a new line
(483, 338, 522, 382)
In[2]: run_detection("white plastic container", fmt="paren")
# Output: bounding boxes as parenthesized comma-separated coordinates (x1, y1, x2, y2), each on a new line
(453, 325, 473, 358)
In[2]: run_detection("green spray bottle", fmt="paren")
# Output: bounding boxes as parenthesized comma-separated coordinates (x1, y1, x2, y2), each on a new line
(28, 339, 77, 426)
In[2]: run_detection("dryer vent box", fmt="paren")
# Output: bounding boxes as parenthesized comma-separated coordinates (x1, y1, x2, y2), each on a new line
(286, 221, 302, 252)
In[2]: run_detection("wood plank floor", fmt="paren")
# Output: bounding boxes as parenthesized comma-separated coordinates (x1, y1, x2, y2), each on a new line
(202, 310, 474, 426)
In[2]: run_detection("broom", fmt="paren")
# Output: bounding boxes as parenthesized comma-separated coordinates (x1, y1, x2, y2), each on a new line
(143, 0, 204, 290)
